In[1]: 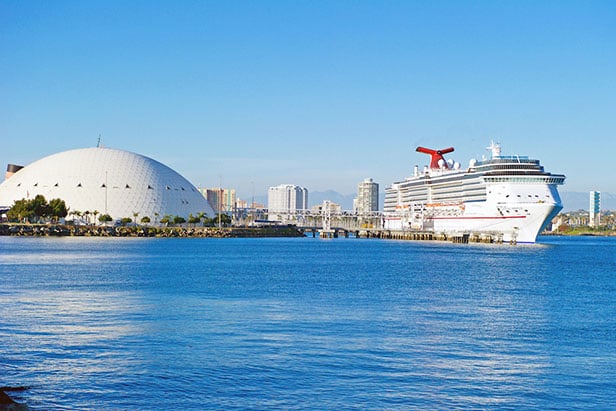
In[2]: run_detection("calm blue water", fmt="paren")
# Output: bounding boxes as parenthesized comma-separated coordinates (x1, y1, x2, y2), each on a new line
(1, 235, 615, 410)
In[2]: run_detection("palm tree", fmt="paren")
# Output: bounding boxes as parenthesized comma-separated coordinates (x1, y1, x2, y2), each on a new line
(197, 211, 206, 226)
(160, 214, 172, 226)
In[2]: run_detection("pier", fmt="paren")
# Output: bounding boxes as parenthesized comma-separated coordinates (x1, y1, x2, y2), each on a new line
(261, 202, 512, 244)
(299, 227, 507, 244)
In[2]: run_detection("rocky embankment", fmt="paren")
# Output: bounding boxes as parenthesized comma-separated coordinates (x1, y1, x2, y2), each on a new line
(0, 224, 304, 238)
(0, 387, 29, 411)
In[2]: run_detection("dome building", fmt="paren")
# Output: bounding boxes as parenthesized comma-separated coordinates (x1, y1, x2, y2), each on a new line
(0, 147, 214, 223)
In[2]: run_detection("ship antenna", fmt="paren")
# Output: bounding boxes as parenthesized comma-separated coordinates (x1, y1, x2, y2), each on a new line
(97, 135, 101, 148)
(486, 140, 501, 158)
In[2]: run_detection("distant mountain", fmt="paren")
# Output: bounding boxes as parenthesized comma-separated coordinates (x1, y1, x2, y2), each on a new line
(561, 191, 616, 212)
(308, 190, 357, 210)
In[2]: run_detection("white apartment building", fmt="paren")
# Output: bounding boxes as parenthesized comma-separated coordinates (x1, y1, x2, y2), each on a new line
(590, 190, 601, 227)
(267, 184, 308, 222)
(355, 178, 379, 214)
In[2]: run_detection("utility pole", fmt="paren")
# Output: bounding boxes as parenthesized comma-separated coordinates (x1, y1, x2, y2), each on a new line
(218, 175, 222, 228)
(104, 171, 108, 215)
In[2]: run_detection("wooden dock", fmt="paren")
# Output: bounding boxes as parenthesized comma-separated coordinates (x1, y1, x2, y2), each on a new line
(302, 227, 511, 244)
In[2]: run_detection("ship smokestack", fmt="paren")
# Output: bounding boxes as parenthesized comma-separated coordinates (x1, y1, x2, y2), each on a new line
(5, 164, 23, 181)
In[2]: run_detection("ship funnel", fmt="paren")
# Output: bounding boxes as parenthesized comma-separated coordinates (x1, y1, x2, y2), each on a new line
(5, 164, 23, 181)
(416, 146, 455, 169)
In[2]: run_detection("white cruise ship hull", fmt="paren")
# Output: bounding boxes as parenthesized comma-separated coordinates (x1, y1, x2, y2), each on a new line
(385, 203, 562, 243)
(385, 201, 561, 243)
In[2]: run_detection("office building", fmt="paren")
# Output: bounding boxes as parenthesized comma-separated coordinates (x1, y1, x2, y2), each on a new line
(590, 190, 601, 227)
(202, 188, 236, 215)
(267, 184, 308, 221)
(355, 178, 379, 214)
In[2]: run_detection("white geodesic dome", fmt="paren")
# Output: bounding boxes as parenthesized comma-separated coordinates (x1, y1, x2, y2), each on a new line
(0, 147, 214, 222)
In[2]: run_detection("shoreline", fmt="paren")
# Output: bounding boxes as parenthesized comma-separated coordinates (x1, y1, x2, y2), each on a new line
(541, 231, 616, 237)
(0, 223, 305, 238)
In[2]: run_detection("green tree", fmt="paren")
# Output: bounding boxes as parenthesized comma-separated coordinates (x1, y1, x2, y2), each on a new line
(173, 215, 186, 225)
(203, 216, 216, 227)
(196, 211, 206, 226)
(31, 195, 50, 221)
(141, 216, 151, 225)
(188, 213, 200, 225)
(160, 215, 172, 225)
(6, 195, 60, 223)
(7, 199, 33, 223)
(48, 198, 68, 222)
(120, 217, 132, 226)
(217, 213, 232, 226)
(99, 213, 113, 224)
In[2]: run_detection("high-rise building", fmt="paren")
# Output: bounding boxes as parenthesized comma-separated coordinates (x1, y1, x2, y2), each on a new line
(267, 184, 308, 221)
(355, 178, 379, 214)
(590, 190, 601, 227)
(201, 188, 236, 215)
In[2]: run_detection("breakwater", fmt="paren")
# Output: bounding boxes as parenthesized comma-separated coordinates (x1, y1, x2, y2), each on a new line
(0, 224, 304, 238)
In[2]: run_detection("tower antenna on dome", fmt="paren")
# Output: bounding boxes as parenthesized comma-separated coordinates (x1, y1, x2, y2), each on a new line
(97, 135, 103, 148)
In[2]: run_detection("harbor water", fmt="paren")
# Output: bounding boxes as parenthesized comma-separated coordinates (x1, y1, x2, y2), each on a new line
(1, 236, 615, 410)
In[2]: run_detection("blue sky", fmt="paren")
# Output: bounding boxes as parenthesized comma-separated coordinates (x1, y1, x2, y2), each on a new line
(2, 1, 615, 201)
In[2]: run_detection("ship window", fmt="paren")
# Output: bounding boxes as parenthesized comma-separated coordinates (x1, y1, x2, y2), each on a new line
(34, 183, 38, 187)
(54, 183, 59, 187)
(77, 183, 82, 187)
(17, 183, 21, 187)
(147, 185, 153, 190)
(125, 184, 131, 189)
(506, 195, 509, 198)
(166, 186, 171, 190)
(517, 195, 521, 197)
(101, 184, 106, 188)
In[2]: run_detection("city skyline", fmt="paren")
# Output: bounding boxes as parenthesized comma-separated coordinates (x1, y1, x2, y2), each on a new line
(2, 2, 615, 200)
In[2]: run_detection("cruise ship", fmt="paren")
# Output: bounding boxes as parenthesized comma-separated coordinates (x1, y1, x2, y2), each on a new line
(383, 142, 565, 243)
